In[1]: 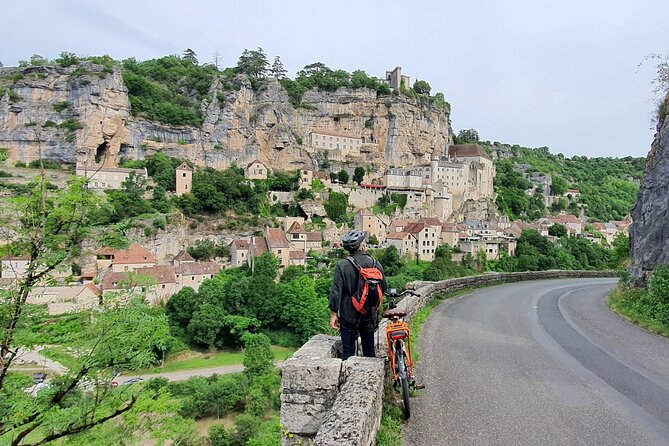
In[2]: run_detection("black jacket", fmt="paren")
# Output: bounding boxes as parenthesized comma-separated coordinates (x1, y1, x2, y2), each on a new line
(329, 251, 388, 324)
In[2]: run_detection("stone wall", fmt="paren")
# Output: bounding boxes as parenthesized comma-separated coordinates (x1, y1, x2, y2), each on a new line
(280, 270, 617, 445)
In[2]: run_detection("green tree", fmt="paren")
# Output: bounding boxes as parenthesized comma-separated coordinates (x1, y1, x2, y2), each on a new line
(337, 169, 349, 184)
(551, 176, 569, 195)
(324, 192, 348, 221)
(165, 287, 200, 328)
(182, 48, 198, 64)
(368, 234, 380, 246)
(353, 166, 365, 185)
(242, 333, 275, 377)
(236, 48, 269, 78)
(278, 276, 329, 343)
(55, 51, 79, 67)
(609, 233, 630, 268)
(270, 56, 287, 79)
(188, 239, 217, 260)
(413, 80, 431, 95)
(548, 223, 568, 238)
(210, 424, 234, 446)
(379, 246, 404, 276)
(456, 128, 479, 144)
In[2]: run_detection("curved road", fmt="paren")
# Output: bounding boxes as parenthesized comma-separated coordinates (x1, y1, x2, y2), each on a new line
(404, 278, 669, 446)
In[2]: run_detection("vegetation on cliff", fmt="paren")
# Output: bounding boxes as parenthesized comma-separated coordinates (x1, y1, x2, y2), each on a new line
(484, 142, 644, 221)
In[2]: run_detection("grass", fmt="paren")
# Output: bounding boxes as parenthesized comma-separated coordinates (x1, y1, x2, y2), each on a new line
(137, 346, 296, 374)
(376, 403, 404, 446)
(39, 346, 79, 370)
(608, 285, 669, 337)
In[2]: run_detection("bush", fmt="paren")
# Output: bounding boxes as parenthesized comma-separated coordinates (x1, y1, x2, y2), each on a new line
(14, 161, 26, 168)
(28, 159, 61, 169)
(53, 101, 71, 112)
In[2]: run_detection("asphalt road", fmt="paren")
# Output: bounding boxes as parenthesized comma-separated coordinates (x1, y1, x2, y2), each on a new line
(404, 278, 669, 446)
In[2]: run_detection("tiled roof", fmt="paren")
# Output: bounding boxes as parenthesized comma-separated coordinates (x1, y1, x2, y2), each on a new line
(173, 250, 195, 262)
(405, 222, 429, 234)
(96, 247, 118, 256)
(266, 228, 290, 249)
(252, 237, 269, 256)
(311, 129, 360, 138)
(387, 232, 410, 240)
(176, 162, 193, 172)
(389, 219, 418, 231)
(85, 282, 102, 296)
(136, 265, 176, 284)
(555, 214, 580, 224)
(231, 239, 250, 250)
(441, 223, 458, 231)
(448, 144, 490, 160)
(287, 221, 306, 234)
(246, 160, 266, 169)
(306, 232, 322, 242)
(289, 251, 305, 260)
(420, 217, 442, 227)
(177, 262, 220, 276)
(111, 243, 156, 265)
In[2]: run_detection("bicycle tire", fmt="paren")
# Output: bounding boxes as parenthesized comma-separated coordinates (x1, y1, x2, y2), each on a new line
(395, 344, 411, 419)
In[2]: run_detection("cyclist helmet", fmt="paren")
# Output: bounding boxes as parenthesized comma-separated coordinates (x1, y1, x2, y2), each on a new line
(342, 230, 366, 252)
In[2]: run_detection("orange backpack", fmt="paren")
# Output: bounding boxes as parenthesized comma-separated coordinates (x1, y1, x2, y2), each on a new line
(347, 256, 384, 317)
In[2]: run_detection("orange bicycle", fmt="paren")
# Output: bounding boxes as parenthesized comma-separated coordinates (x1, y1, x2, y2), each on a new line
(383, 288, 421, 419)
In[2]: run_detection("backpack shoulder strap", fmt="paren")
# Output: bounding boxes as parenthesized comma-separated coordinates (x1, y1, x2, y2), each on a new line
(346, 256, 362, 271)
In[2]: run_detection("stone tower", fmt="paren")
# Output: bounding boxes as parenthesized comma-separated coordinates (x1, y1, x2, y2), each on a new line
(175, 162, 193, 196)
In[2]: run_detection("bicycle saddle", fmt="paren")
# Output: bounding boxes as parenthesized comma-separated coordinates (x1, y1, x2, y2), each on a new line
(383, 307, 406, 319)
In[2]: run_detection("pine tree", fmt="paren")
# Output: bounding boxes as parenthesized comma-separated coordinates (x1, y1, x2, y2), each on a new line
(270, 55, 287, 79)
(212, 50, 222, 69)
(183, 48, 198, 65)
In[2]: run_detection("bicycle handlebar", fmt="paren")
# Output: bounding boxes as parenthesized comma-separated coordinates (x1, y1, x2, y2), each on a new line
(387, 288, 421, 298)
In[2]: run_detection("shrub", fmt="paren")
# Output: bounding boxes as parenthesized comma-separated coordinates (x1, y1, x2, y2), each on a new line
(58, 118, 84, 132)
(53, 101, 71, 112)
(28, 159, 61, 170)
(43, 120, 57, 128)
(14, 161, 26, 168)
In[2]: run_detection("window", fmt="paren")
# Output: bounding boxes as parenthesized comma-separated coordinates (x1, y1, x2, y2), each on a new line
(183, 173, 187, 177)
(192, 276, 195, 280)
(278, 250, 282, 254)
(162, 284, 165, 289)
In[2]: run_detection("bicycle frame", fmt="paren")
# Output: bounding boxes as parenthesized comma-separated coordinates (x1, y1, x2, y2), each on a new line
(385, 319, 413, 382)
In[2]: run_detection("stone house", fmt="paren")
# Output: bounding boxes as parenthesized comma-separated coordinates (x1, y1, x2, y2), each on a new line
(405, 221, 441, 261)
(440, 223, 460, 247)
(289, 251, 306, 267)
(306, 232, 323, 251)
(354, 209, 388, 244)
(110, 243, 157, 273)
(229, 239, 250, 267)
(76, 165, 148, 190)
(245, 160, 269, 180)
(554, 214, 582, 236)
(265, 228, 291, 267)
(310, 131, 362, 161)
(175, 162, 193, 196)
(299, 169, 314, 190)
(386, 232, 415, 257)
(28, 283, 101, 315)
(176, 261, 220, 290)
(287, 222, 309, 251)
(0, 255, 30, 279)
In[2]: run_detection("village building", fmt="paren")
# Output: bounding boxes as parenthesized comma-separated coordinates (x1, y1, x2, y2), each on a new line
(27, 284, 101, 315)
(310, 131, 362, 161)
(0, 255, 30, 279)
(289, 251, 306, 267)
(299, 169, 314, 189)
(553, 214, 583, 236)
(405, 221, 441, 261)
(245, 160, 269, 180)
(287, 221, 309, 252)
(76, 165, 148, 190)
(386, 232, 415, 257)
(265, 227, 291, 267)
(354, 209, 388, 244)
(110, 243, 156, 273)
(381, 66, 411, 90)
(229, 239, 250, 268)
(175, 162, 193, 196)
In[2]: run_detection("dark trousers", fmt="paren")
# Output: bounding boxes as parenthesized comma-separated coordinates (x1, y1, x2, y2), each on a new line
(340, 318, 376, 360)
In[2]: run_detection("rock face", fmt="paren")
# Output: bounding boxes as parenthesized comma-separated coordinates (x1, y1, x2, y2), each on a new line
(630, 96, 669, 283)
(0, 64, 453, 171)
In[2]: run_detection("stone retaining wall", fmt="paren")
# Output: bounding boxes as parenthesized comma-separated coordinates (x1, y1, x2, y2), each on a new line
(280, 270, 617, 445)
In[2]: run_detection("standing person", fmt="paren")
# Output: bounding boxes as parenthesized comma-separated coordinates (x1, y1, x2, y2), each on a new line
(329, 230, 388, 360)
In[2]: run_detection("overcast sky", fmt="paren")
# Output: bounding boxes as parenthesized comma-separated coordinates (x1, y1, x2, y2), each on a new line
(2, 0, 667, 158)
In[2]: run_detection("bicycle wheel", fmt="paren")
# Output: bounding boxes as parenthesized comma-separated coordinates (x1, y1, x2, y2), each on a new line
(395, 343, 411, 419)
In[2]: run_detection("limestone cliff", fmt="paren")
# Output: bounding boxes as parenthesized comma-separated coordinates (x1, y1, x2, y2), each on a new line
(630, 94, 669, 283)
(0, 63, 452, 171)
